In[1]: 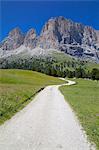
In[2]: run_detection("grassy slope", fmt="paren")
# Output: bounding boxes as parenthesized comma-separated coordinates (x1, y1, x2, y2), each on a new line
(85, 62, 99, 71)
(0, 69, 64, 125)
(53, 51, 99, 71)
(52, 51, 73, 62)
(60, 79, 99, 149)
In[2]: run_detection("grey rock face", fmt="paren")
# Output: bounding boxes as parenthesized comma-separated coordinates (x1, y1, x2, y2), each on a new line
(1, 27, 24, 51)
(37, 17, 85, 48)
(37, 16, 99, 60)
(82, 26, 97, 46)
(24, 28, 37, 49)
(38, 16, 99, 48)
(0, 16, 99, 61)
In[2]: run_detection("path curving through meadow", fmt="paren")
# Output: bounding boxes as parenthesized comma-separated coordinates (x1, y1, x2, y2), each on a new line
(0, 79, 95, 150)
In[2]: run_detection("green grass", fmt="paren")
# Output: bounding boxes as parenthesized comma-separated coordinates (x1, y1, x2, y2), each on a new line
(52, 51, 73, 62)
(85, 62, 99, 71)
(0, 69, 65, 125)
(53, 51, 99, 71)
(60, 79, 99, 149)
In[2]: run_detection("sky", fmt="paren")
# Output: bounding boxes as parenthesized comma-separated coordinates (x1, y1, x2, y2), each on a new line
(0, 0, 99, 41)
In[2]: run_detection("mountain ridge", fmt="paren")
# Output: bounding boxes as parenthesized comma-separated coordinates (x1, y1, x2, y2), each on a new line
(0, 16, 99, 62)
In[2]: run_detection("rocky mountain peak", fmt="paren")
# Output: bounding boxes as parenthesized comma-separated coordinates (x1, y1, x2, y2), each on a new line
(37, 16, 84, 49)
(1, 27, 24, 51)
(37, 16, 99, 60)
(9, 27, 22, 37)
(0, 16, 99, 61)
(24, 28, 37, 49)
(38, 16, 99, 48)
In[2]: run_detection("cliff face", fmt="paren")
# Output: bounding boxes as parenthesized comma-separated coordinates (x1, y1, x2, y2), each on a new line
(38, 17, 99, 49)
(37, 17, 99, 59)
(0, 16, 99, 61)
(37, 17, 84, 48)
(24, 28, 37, 49)
(1, 27, 24, 51)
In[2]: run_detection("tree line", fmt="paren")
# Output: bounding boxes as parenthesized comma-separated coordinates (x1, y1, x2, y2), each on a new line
(0, 56, 99, 80)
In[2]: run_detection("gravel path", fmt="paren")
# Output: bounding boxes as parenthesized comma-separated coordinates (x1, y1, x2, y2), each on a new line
(0, 79, 95, 150)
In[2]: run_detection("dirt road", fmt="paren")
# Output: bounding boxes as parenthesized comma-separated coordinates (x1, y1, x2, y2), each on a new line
(0, 80, 95, 150)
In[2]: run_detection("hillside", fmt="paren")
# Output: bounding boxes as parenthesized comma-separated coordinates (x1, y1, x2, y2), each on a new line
(0, 49, 99, 79)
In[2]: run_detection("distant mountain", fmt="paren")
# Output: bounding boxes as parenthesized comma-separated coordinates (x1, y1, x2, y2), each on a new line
(0, 16, 99, 62)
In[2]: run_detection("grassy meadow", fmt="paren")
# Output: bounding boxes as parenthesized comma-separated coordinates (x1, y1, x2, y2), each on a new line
(60, 79, 99, 149)
(0, 69, 64, 125)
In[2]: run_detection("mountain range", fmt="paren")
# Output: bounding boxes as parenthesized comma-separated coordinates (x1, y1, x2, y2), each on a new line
(0, 16, 99, 62)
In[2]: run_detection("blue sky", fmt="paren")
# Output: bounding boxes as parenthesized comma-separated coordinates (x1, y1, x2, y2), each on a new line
(0, 1, 99, 41)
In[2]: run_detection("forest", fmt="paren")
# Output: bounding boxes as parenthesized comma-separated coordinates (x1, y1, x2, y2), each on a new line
(0, 56, 99, 80)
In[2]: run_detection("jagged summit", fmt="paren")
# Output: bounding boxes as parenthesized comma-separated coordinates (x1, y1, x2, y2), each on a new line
(24, 28, 37, 49)
(0, 16, 99, 62)
(9, 27, 22, 37)
(1, 27, 24, 51)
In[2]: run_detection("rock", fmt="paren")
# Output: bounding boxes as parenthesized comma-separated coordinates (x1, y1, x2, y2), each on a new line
(82, 26, 97, 46)
(37, 16, 99, 60)
(24, 28, 37, 49)
(38, 16, 99, 49)
(0, 16, 99, 62)
(1, 27, 24, 51)
(37, 16, 85, 48)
